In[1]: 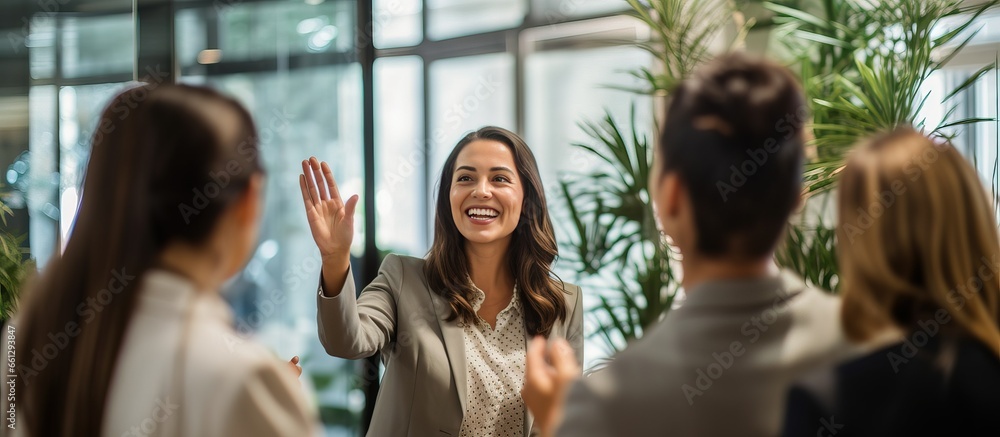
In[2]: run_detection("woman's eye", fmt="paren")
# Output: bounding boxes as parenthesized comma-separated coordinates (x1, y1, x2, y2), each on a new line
(457, 175, 472, 182)
(493, 176, 510, 183)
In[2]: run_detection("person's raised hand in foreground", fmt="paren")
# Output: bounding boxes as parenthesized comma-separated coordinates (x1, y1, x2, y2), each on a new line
(522, 336, 581, 437)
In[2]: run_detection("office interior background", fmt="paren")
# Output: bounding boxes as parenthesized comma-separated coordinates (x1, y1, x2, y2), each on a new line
(1, 0, 999, 434)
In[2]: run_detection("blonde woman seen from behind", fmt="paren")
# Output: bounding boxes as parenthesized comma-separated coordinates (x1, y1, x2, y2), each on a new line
(782, 128, 1000, 436)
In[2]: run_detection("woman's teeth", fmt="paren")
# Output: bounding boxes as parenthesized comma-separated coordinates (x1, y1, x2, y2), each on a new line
(467, 208, 499, 219)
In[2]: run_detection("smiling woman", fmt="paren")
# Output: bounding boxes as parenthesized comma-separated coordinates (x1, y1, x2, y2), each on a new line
(299, 126, 584, 436)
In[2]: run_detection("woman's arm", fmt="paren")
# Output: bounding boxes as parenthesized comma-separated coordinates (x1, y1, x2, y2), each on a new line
(316, 255, 401, 359)
(300, 157, 398, 359)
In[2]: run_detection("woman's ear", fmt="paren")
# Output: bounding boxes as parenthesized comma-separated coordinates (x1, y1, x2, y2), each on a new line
(660, 172, 683, 218)
(234, 173, 265, 227)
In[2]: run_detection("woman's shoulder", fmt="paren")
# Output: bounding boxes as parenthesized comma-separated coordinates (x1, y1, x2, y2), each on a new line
(379, 253, 429, 282)
(558, 279, 582, 293)
(382, 253, 427, 268)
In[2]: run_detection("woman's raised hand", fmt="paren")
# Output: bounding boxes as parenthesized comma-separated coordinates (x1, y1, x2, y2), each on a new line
(299, 157, 359, 271)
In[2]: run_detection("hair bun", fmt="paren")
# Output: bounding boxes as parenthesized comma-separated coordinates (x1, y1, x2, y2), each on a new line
(688, 56, 804, 144)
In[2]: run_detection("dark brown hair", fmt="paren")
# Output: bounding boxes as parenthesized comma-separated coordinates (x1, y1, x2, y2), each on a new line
(424, 126, 567, 336)
(659, 53, 806, 258)
(15, 84, 263, 436)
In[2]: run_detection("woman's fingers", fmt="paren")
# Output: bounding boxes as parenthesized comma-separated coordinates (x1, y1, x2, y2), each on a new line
(344, 194, 360, 221)
(299, 174, 314, 212)
(301, 160, 319, 204)
(321, 161, 343, 205)
(309, 157, 329, 201)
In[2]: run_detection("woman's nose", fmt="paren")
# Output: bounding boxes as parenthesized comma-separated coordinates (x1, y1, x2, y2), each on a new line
(472, 181, 492, 198)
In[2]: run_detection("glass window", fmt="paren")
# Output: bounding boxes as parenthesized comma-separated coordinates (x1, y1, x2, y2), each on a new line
(28, 15, 56, 80)
(524, 45, 653, 198)
(27, 10, 136, 267)
(57, 83, 133, 243)
(375, 56, 427, 256)
(970, 70, 1000, 191)
(374, 0, 423, 48)
(61, 15, 134, 79)
(426, 0, 527, 40)
(176, 1, 356, 68)
(28, 85, 58, 267)
(531, 0, 628, 22)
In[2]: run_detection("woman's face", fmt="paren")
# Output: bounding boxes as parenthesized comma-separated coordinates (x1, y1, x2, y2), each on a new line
(450, 140, 525, 247)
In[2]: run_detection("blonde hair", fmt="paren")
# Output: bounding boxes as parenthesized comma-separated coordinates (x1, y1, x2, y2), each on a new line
(837, 127, 1000, 356)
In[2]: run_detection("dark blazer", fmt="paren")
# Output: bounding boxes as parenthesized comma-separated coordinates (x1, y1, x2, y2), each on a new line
(316, 253, 585, 437)
(782, 335, 1000, 437)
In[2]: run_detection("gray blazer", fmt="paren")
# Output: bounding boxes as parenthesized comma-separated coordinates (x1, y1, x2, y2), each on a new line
(557, 270, 861, 437)
(317, 253, 584, 436)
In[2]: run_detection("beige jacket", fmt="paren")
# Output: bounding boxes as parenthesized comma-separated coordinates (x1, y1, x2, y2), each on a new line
(557, 270, 860, 437)
(100, 270, 318, 437)
(317, 254, 584, 437)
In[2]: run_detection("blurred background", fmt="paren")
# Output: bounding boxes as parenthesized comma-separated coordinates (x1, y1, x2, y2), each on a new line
(1, 0, 1000, 435)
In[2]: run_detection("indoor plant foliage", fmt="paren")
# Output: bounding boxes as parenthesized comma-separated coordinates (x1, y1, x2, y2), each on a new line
(766, 0, 998, 292)
(0, 194, 31, 322)
(557, 0, 745, 354)
(767, 0, 999, 194)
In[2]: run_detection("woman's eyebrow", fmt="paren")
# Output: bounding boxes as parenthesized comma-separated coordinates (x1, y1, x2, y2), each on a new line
(455, 165, 514, 173)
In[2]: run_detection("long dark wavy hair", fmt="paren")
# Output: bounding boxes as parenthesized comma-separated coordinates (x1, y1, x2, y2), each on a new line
(15, 84, 263, 436)
(424, 126, 567, 336)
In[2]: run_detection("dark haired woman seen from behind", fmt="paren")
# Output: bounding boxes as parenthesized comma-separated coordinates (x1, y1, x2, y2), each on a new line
(782, 128, 1000, 436)
(301, 126, 583, 436)
(13, 85, 316, 436)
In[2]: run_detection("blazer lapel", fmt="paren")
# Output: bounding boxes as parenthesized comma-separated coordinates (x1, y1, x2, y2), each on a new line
(429, 288, 469, 414)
